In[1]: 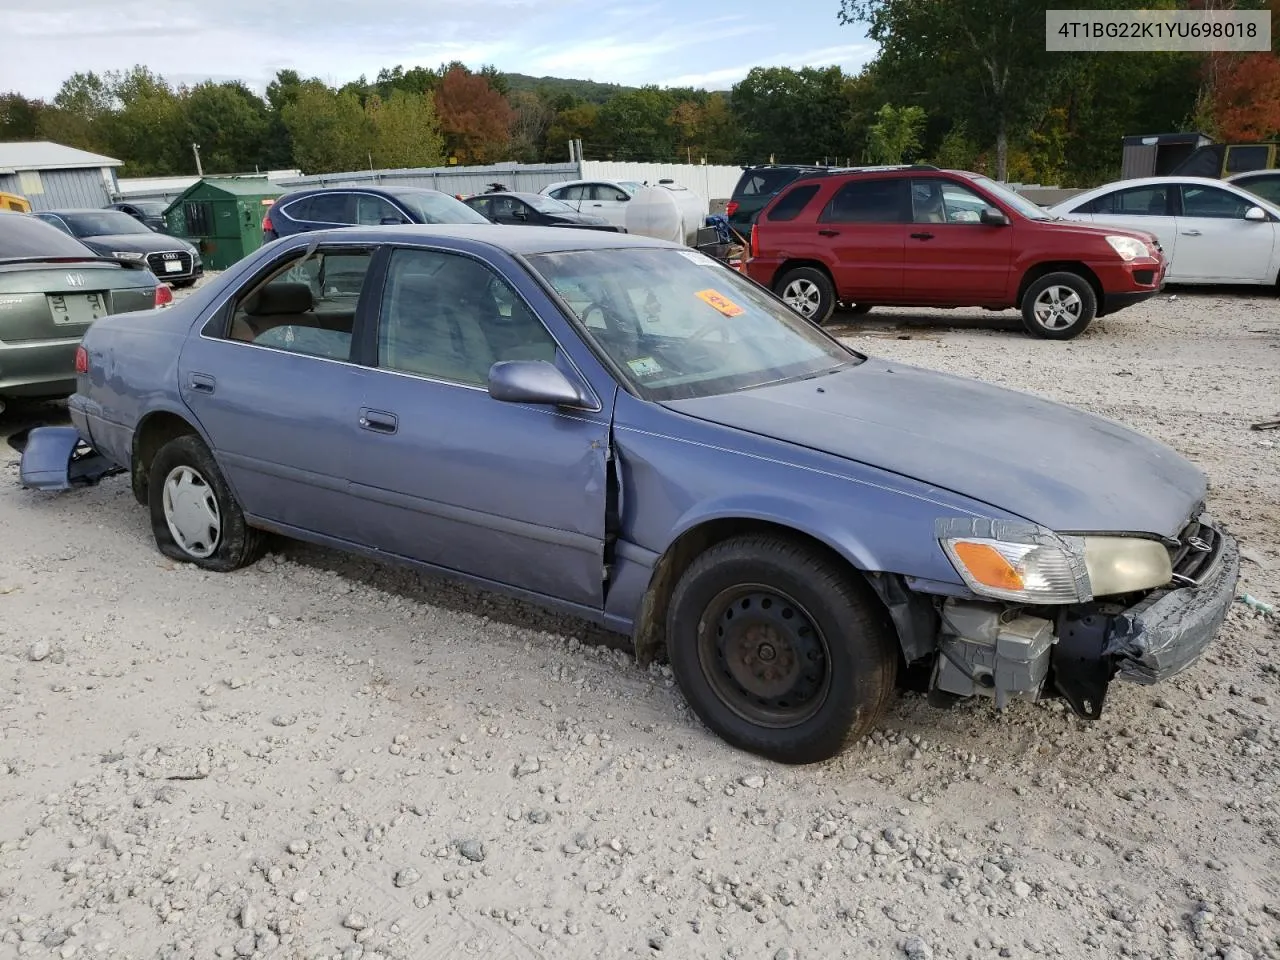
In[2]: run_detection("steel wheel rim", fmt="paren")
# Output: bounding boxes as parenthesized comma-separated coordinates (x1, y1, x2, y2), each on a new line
(697, 585, 831, 728)
(1033, 285, 1083, 330)
(162, 465, 221, 559)
(782, 279, 822, 318)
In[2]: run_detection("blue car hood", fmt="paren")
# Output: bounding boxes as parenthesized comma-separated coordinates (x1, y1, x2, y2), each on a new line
(663, 358, 1205, 538)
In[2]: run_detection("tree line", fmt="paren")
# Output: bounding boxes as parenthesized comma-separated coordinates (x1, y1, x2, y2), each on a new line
(1, 0, 1277, 187)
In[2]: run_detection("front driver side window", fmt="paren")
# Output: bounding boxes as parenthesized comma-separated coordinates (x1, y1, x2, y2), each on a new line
(377, 248, 558, 386)
(1181, 185, 1255, 219)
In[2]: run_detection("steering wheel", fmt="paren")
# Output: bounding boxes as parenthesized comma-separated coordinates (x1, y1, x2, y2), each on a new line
(580, 301, 610, 327)
(688, 320, 739, 342)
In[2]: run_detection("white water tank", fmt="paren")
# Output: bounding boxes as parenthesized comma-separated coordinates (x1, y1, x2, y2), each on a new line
(624, 181, 709, 245)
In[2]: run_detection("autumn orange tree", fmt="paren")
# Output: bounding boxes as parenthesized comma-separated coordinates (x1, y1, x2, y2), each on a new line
(433, 64, 514, 164)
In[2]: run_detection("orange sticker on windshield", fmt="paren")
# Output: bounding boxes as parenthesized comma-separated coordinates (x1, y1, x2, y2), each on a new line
(695, 288, 744, 317)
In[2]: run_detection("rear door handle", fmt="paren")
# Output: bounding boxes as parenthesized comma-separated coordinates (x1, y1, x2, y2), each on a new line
(189, 372, 216, 394)
(1181, 229, 1202, 236)
(910, 231, 935, 240)
(817, 228, 840, 237)
(358, 408, 398, 434)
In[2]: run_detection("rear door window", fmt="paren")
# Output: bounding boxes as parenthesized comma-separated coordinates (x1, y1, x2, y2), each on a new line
(766, 184, 820, 221)
(820, 179, 909, 223)
(304, 193, 356, 224)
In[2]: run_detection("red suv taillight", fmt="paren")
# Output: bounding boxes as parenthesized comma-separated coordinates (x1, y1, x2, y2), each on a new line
(262, 214, 273, 233)
(74, 345, 89, 374)
(155, 284, 174, 308)
(725, 200, 739, 218)
(749, 223, 759, 259)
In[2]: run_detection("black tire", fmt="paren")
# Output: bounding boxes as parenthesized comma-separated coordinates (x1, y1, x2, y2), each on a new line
(667, 534, 898, 764)
(148, 435, 264, 572)
(774, 267, 836, 325)
(1020, 271, 1096, 340)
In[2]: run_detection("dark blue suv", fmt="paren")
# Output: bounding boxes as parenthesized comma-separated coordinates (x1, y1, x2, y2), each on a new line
(263, 186, 490, 241)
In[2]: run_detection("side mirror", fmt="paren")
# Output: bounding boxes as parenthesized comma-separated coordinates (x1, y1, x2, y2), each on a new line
(1244, 205, 1267, 222)
(979, 207, 1009, 226)
(488, 360, 587, 407)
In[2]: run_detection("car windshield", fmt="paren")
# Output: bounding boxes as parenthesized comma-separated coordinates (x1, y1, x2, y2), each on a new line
(526, 247, 857, 401)
(394, 192, 490, 224)
(62, 210, 154, 236)
(618, 181, 645, 193)
(522, 194, 577, 214)
(968, 176, 1052, 220)
(132, 201, 166, 216)
(0, 213, 103, 260)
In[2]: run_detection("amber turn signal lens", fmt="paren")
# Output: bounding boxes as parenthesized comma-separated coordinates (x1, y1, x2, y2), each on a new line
(951, 541, 1025, 591)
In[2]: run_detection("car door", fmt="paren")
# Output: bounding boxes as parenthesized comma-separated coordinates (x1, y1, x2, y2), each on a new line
(583, 184, 630, 228)
(903, 178, 1012, 300)
(815, 178, 908, 301)
(1077, 184, 1179, 262)
(177, 241, 379, 542)
(1175, 183, 1276, 282)
(488, 196, 531, 225)
(549, 184, 588, 213)
(347, 245, 613, 607)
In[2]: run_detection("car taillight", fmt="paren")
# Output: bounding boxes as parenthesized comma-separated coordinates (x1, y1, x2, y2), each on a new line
(750, 224, 759, 258)
(74, 345, 89, 374)
(725, 200, 739, 218)
(155, 284, 174, 308)
(262, 214, 273, 232)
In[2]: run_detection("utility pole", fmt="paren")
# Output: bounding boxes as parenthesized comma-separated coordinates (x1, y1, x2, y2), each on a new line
(191, 143, 203, 177)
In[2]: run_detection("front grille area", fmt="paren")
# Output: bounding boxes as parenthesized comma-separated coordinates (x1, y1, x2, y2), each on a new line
(1168, 517, 1221, 586)
(145, 250, 194, 278)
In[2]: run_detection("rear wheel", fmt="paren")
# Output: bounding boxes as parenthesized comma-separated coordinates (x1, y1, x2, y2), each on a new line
(148, 435, 264, 572)
(1020, 272, 1096, 340)
(667, 535, 898, 763)
(775, 267, 836, 325)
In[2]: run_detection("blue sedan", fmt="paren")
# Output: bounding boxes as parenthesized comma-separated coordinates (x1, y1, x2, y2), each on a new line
(20, 225, 1239, 763)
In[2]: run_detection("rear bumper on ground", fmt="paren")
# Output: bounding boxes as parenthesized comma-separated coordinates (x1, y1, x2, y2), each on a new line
(0, 337, 80, 397)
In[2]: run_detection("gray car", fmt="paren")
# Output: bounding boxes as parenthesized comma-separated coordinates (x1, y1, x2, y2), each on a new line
(19, 225, 1238, 763)
(0, 212, 166, 412)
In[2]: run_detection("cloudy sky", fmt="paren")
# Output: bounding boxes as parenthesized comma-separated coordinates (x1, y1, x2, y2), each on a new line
(3, 0, 876, 99)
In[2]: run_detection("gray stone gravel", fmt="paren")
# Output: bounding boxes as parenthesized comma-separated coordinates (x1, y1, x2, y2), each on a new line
(0, 287, 1277, 958)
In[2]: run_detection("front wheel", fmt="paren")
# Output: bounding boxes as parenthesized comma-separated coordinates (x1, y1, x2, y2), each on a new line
(667, 535, 898, 764)
(148, 435, 264, 572)
(774, 267, 836, 325)
(1020, 272, 1096, 340)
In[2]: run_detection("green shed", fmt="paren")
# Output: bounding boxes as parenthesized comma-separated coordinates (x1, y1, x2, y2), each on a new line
(164, 177, 283, 271)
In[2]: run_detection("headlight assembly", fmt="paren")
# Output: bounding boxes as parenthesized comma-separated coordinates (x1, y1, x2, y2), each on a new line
(1105, 235, 1148, 261)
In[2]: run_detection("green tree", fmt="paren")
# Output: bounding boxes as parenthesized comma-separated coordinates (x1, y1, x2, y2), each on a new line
(508, 90, 554, 163)
(698, 93, 739, 164)
(0, 93, 45, 140)
(105, 69, 184, 174)
(866, 103, 925, 164)
(544, 101, 598, 161)
(931, 121, 981, 172)
(282, 82, 370, 174)
(264, 70, 305, 169)
(180, 81, 271, 173)
(366, 90, 444, 168)
(594, 86, 676, 160)
(731, 66, 851, 163)
(37, 71, 113, 152)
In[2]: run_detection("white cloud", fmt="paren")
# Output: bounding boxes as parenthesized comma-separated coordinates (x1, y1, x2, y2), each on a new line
(662, 42, 877, 90)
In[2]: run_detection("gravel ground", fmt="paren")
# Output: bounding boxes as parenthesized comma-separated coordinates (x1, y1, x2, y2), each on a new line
(1, 287, 1278, 960)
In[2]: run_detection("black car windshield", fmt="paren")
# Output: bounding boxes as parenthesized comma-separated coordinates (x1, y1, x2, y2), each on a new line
(0, 213, 102, 260)
(132, 201, 166, 216)
(521, 194, 577, 214)
(527, 247, 857, 401)
(62, 210, 154, 237)
(968, 176, 1052, 220)
(395, 192, 490, 224)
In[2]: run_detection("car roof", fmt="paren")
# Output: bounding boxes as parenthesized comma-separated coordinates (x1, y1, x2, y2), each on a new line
(1049, 175, 1280, 212)
(37, 208, 122, 215)
(292, 223, 681, 255)
(1225, 169, 1280, 179)
(281, 185, 449, 200)
(479, 192, 549, 202)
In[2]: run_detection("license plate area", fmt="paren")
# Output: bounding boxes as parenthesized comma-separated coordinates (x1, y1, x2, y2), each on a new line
(47, 292, 110, 325)
(164, 260, 183, 273)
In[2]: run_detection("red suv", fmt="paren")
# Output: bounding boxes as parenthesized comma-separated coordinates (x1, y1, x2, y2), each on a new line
(745, 166, 1165, 339)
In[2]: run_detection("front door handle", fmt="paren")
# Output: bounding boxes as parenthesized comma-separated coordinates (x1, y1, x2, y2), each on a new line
(189, 372, 216, 394)
(817, 228, 840, 237)
(1181, 229, 1202, 236)
(358, 408, 398, 434)
(910, 231, 935, 240)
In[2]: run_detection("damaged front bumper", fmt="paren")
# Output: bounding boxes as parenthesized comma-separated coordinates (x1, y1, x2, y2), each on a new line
(930, 527, 1240, 719)
(18, 425, 125, 491)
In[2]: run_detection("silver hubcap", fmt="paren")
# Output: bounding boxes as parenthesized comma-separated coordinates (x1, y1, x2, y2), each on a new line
(782, 279, 822, 318)
(1033, 285, 1083, 330)
(162, 465, 221, 559)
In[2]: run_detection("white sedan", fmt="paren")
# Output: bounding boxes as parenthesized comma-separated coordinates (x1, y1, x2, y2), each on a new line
(1048, 176, 1280, 285)
(540, 179, 647, 230)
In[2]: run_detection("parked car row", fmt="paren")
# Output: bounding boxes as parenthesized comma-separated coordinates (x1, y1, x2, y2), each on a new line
(34, 208, 203, 287)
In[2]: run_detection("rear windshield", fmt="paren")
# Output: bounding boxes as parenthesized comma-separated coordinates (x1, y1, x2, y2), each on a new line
(0, 213, 103, 260)
(734, 168, 804, 198)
